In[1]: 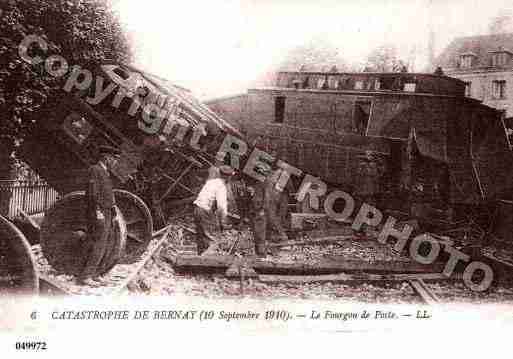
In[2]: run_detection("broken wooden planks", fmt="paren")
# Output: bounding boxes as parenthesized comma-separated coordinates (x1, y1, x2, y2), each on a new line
(268, 235, 353, 248)
(291, 212, 328, 230)
(163, 251, 445, 275)
(109, 225, 173, 296)
(408, 279, 440, 305)
(38, 274, 69, 296)
(258, 272, 459, 284)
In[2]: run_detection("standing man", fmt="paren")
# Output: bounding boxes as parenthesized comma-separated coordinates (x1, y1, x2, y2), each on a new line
(355, 150, 379, 236)
(250, 167, 290, 258)
(78, 145, 119, 286)
(193, 165, 234, 255)
(265, 169, 289, 243)
(358, 151, 380, 206)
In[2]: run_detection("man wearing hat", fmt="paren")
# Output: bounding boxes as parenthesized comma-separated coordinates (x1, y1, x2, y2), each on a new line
(355, 150, 380, 235)
(250, 166, 289, 258)
(78, 145, 119, 286)
(193, 165, 234, 255)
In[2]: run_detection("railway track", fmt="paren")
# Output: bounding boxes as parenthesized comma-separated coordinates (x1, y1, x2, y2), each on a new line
(160, 222, 452, 305)
(257, 273, 445, 305)
(31, 219, 487, 304)
(37, 224, 173, 296)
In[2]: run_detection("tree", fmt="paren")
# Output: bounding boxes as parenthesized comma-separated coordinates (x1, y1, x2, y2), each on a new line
(364, 44, 408, 73)
(254, 36, 351, 87)
(0, 0, 132, 179)
(488, 10, 513, 34)
(277, 36, 350, 73)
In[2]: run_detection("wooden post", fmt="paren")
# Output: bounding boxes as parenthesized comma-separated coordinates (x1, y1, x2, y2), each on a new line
(21, 183, 27, 217)
(43, 185, 48, 212)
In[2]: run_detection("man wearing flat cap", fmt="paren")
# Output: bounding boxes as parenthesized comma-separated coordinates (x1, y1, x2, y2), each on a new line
(78, 145, 119, 286)
(193, 164, 234, 255)
(251, 166, 290, 258)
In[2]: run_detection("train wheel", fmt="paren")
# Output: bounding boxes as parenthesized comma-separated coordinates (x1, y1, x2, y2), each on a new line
(40, 190, 151, 276)
(40, 191, 127, 276)
(113, 189, 153, 264)
(0, 215, 39, 295)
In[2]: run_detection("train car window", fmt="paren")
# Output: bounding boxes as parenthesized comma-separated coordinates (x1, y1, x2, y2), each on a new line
(302, 76, 310, 89)
(274, 96, 286, 123)
(404, 83, 417, 92)
(353, 101, 371, 135)
(328, 76, 339, 89)
(379, 76, 394, 90)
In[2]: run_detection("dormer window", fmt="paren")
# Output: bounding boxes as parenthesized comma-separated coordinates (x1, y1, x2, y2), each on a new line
(460, 53, 476, 69)
(490, 48, 512, 67)
(492, 80, 507, 99)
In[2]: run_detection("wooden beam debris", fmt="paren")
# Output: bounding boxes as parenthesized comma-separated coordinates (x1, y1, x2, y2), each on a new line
(408, 279, 440, 305)
(110, 225, 173, 296)
(258, 272, 458, 284)
(163, 251, 445, 275)
(268, 235, 353, 248)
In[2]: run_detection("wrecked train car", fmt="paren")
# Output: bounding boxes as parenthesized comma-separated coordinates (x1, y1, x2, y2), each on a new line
(19, 63, 241, 224)
(207, 71, 513, 230)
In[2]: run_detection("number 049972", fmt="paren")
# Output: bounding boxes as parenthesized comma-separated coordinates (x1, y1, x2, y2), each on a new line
(15, 341, 47, 350)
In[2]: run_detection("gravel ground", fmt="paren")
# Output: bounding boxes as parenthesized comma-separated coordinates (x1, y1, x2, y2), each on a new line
(133, 256, 424, 304)
(31, 219, 513, 304)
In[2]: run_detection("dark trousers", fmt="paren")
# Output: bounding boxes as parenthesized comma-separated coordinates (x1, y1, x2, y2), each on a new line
(267, 194, 289, 241)
(252, 210, 267, 256)
(81, 210, 113, 279)
(194, 206, 216, 255)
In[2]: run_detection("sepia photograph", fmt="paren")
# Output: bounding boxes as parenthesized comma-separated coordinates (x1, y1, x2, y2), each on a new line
(2, 0, 513, 355)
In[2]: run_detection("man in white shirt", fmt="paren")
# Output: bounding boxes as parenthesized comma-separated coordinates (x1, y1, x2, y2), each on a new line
(193, 165, 234, 255)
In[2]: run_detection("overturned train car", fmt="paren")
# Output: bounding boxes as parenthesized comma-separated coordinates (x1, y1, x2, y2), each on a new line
(207, 71, 513, 236)
(19, 63, 241, 228)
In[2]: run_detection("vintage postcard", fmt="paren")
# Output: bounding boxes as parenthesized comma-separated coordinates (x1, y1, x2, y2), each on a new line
(2, 0, 513, 356)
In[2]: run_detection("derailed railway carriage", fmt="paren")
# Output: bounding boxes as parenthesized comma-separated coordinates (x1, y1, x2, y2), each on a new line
(2, 63, 241, 294)
(207, 71, 513, 235)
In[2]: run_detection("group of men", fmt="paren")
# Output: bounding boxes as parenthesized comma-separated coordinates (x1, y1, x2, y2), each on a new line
(192, 163, 290, 258)
(78, 143, 380, 284)
(78, 145, 291, 286)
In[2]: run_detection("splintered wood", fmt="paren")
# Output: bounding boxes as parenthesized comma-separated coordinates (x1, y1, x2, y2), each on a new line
(36, 225, 173, 296)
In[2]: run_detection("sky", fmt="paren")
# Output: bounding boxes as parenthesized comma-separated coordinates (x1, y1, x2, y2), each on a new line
(114, 0, 513, 100)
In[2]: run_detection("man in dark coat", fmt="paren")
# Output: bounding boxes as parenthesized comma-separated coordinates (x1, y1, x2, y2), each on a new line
(250, 167, 290, 258)
(77, 145, 119, 286)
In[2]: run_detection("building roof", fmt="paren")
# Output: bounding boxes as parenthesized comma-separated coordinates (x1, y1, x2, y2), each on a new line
(435, 33, 513, 71)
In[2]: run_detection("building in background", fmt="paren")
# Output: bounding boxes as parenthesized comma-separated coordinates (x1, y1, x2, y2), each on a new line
(435, 33, 513, 121)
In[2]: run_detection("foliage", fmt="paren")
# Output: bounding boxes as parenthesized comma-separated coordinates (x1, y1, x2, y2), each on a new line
(364, 44, 408, 73)
(277, 36, 349, 73)
(0, 0, 132, 178)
